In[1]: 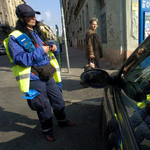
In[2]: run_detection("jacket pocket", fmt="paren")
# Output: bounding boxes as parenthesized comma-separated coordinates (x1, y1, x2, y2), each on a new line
(27, 93, 46, 111)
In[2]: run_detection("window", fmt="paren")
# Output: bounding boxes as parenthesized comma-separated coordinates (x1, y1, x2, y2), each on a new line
(100, 0, 105, 10)
(82, 11, 85, 31)
(120, 39, 150, 148)
(101, 13, 107, 43)
(80, 15, 81, 28)
(86, 4, 89, 29)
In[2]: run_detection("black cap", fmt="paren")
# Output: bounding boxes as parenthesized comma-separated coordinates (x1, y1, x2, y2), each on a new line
(16, 4, 41, 18)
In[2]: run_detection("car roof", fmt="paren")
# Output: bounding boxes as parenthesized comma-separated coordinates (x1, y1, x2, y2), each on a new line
(47, 40, 56, 43)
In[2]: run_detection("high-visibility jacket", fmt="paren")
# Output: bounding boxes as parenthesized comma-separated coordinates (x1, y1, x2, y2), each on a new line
(137, 94, 150, 108)
(49, 50, 61, 85)
(3, 30, 61, 93)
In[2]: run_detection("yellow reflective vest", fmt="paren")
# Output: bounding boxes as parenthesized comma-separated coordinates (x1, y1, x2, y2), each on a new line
(137, 94, 150, 108)
(3, 30, 61, 93)
(49, 51, 61, 84)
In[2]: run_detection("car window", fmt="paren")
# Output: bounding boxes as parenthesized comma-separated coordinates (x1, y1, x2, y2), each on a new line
(47, 40, 57, 45)
(119, 36, 150, 148)
(121, 39, 150, 101)
(0, 44, 4, 47)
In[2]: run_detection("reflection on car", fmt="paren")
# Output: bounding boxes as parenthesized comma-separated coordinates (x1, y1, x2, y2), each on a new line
(130, 102, 150, 143)
(81, 35, 150, 149)
(81, 69, 111, 88)
(47, 40, 57, 45)
(0, 43, 6, 55)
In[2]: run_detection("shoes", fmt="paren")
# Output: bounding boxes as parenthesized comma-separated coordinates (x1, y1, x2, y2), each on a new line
(58, 119, 75, 127)
(43, 129, 56, 141)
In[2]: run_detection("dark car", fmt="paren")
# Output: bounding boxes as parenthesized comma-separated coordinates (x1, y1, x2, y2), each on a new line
(47, 40, 57, 45)
(81, 36, 150, 150)
(0, 43, 6, 55)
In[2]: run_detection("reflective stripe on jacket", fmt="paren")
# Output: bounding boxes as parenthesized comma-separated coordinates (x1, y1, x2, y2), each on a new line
(137, 94, 150, 108)
(3, 30, 30, 93)
(49, 51, 61, 83)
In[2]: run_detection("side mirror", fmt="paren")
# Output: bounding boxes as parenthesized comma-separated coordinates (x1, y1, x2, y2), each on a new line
(80, 69, 111, 88)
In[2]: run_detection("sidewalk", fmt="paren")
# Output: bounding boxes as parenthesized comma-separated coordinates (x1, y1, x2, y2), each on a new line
(60, 45, 118, 106)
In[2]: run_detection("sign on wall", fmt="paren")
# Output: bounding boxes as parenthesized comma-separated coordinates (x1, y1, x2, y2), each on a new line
(145, 12, 150, 38)
(139, 0, 150, 44)
(132, 3, 138, 11)
(142, 0, 150, 8)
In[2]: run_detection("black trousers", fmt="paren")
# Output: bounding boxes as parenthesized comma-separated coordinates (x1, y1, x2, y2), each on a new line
(27, 78, 66, 132)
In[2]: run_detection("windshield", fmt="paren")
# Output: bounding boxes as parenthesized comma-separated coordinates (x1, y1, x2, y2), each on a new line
(120, 36, 150, 102)
(119, 36, 150, 148)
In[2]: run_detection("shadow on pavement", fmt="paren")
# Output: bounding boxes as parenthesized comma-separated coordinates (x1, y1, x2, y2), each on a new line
(0, 55, 11, 68)
(62, 79, 83, 91)
(0, 103, 102, 150)
(0, 45, 103, 150)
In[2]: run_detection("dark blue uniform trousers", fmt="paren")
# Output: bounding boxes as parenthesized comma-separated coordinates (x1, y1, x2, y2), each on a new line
(27, 78, 66, 132)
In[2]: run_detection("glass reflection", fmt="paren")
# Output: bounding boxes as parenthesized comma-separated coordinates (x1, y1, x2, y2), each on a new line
(130, 101, 150, 143)
(107, 116, 121, 150)
(81, 69, 110, 88)
(119, 36, 150, 148)
(122, 46, 146, 76)
(120, 38, 150, 102)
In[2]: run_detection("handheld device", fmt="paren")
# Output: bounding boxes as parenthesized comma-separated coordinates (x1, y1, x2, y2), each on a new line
(16, 33, 35, 52)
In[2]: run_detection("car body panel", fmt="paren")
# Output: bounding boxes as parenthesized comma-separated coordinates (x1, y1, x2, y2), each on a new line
(100, 85, 141, 150)
(47, 40, 57, 45)
(80, 35, 150, 149)
(81, 49, 150, 149)
(0, 44, 6, 55)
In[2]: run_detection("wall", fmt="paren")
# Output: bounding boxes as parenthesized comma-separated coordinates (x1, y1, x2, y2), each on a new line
(0, 0, 24, 42)
(63, 0, 139, 66)
(104, 0, 138, 66)
(126, 0, 139, 57)
(74, 0, 100, 50)
(105, 0, 122, 65)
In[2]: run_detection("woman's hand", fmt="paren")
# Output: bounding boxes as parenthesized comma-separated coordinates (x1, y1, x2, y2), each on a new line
(123, 67, 127, 72)
(89, 54, 95, 58)
(42, 46, 50, 54)
(50, 44, 57, 52)
(42, 44, 57, 54)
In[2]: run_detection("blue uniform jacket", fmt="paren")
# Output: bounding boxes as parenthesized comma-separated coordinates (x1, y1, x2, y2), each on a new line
(135, 107, 150, 128)
(8, 30, 59, 80)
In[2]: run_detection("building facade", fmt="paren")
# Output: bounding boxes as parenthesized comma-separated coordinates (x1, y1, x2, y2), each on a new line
(38, 21, 57, 41)
(0, 0, 25, 43)
(62, 0, 139, 66)
(0, 0, 56, 43)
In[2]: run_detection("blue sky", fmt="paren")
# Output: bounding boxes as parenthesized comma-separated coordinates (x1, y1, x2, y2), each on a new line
(25, 0, 62, 36)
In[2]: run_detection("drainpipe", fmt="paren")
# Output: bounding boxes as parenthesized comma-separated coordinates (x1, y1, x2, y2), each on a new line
(120, 0, 127, 63)
(60, 0, 70, 73)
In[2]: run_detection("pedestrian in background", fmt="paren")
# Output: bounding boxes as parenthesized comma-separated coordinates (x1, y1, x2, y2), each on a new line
(85, 17, 103, 68)
(4, 4, 74, 142)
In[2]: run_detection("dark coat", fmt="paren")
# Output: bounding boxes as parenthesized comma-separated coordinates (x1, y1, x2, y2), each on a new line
(85, 29, 103, 59)
(130, 107, 150, 128)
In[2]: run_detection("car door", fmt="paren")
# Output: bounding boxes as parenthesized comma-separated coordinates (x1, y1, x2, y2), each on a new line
(101, 84, 141, 150)
(81, 69, 141, 149)
(81, 35, 150, 149)
(103, 36, 150, 150)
